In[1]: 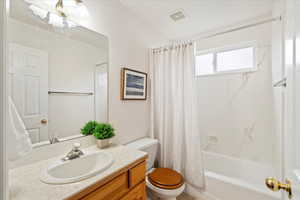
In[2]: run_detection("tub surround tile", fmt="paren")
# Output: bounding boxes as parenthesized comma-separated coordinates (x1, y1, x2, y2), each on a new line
(9, 145, 147, 200)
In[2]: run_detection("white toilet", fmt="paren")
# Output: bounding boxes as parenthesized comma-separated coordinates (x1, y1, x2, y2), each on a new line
(127, 138, 185, 200)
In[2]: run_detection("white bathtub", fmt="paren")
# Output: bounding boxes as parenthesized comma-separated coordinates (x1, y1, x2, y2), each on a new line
(186, 151, 281, 200)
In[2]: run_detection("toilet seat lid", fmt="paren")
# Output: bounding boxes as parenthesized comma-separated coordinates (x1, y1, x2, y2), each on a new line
(148, 168, 184, 190)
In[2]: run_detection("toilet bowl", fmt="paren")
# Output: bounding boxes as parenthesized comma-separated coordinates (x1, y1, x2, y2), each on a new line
(146, 168, 185, 200)
(126, 138, 185, 200)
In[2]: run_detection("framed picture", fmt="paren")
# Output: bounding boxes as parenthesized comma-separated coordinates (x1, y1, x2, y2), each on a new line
(121, 68, 147, 100)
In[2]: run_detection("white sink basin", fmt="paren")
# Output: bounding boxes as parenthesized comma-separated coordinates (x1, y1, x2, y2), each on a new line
(40, 151, 114, 184)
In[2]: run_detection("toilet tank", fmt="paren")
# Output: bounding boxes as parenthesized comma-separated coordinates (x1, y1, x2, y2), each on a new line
(126, 138, 158, 171)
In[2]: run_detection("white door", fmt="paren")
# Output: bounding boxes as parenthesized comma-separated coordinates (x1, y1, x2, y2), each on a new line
(95, 64, 108, 122)
(8, 43, 48, 144)
(270, 0, 300, 199)
(283, 0, 300, 198)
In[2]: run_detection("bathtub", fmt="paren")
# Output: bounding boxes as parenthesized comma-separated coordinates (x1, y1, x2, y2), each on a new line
(186, 151, 281, 200)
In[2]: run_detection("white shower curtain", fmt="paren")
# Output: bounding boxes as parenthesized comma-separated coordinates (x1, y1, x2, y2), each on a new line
(150, 42, 204, 189)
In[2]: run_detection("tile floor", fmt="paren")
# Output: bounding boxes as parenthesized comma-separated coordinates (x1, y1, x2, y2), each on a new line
(147, 192, 206, 200)
(178, 193, 195, 200)
(178, 193, 207, 200)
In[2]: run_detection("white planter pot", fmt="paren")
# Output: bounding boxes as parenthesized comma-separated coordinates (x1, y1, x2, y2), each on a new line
(96, 139, 110, 149)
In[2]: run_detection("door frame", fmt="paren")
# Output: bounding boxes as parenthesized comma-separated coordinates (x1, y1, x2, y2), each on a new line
(0, 0, 8, 199)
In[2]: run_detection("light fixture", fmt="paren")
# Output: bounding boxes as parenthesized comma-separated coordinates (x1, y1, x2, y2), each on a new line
(55, 0, 66, 17)
(24, 0, 89, 28)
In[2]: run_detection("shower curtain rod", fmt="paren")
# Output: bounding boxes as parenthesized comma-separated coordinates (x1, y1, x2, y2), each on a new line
(152, 16, 282, 52)
(192, 16, 282, 42)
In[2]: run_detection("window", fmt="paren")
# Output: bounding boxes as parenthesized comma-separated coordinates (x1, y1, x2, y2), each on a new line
(195, 53, 214, 76)
(195, 44, 256, 76)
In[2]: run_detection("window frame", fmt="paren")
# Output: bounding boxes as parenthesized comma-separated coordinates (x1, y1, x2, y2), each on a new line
(195, 41, 258, 77)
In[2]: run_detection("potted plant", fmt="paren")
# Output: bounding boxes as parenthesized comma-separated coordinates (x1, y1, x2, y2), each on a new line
(93, 123, 115, 149)
(81, 121, 98, 136)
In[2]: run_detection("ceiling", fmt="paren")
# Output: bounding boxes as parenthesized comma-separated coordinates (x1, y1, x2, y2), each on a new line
(120, 0, 276, 39)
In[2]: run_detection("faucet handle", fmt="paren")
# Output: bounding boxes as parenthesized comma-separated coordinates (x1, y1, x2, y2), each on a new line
(73, 143, 81, 150)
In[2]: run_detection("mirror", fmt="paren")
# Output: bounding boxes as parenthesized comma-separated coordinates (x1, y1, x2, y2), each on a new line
(8, 0, 109, 146)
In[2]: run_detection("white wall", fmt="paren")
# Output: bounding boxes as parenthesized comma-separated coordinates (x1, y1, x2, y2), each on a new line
(196, 23, 276, 165)
(8, 19, 108, 143)
(77, 0, 166, 144)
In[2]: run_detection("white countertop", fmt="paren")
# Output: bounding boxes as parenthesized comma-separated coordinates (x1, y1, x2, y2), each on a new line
(9, 145, 147, 200)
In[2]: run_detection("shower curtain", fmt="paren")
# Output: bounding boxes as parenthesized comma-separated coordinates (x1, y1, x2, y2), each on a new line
(149, 42, 204, 189)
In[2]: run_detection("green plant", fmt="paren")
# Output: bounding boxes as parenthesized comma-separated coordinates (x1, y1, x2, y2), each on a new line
(93, 123, 115, 140)
(81, 121, 98, 136)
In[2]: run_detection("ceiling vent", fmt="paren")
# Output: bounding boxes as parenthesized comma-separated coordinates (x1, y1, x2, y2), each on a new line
(170, 10, 186, 22)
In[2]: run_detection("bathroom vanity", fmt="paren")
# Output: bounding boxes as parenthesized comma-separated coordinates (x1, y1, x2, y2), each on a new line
(9, 145, 147, 200)
(67, 158, 146, 200)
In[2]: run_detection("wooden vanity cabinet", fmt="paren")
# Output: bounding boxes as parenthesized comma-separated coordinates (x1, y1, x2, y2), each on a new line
(120, 182, 146, 200)
(66, 158, 147, 200)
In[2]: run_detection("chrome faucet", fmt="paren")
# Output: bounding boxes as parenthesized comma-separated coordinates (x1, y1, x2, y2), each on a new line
(49, 136, 60, 144)
(62, 143, 84, 161)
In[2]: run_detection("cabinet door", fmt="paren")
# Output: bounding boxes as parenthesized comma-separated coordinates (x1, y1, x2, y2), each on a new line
(121, 182, 146, 200)
(81, 173, 129, 200)
(129, 161, 146, 188)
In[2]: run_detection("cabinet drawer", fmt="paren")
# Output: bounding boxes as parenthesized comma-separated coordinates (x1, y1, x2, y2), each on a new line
(121, 182, 146, 200)
(129, 161, 146, 188)
(81, 173, 129, 200)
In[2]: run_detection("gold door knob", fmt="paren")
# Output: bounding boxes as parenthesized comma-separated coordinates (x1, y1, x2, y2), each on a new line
(265, 177, 292, 199)
(41, 119, 48, 124)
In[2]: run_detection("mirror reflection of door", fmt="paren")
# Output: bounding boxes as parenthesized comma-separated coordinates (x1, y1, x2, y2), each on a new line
(8, 43, 49, 144)
(95, 63, 108, 123)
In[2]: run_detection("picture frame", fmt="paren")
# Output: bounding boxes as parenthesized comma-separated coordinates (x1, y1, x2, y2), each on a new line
(121, 68, 147, 100)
